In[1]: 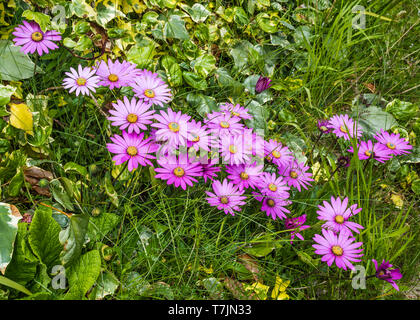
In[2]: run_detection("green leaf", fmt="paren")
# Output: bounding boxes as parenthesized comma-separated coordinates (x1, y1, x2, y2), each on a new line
(95, 0, 126, 27)
(63, 162, 88, 179)
(126, 39, 157, 69)
(233, 7, 249, 26)
(385, 99, 418, 123)
(242, 233, 275, 257)
(50, 179, 75, 211)
(22, 10, 51, 32)
(87, 212, 120, 242)
(59, 213, 89, 266)
(0, 84, 16, 106)
(161, 55, 183, 87)
(8, 170, 24, 197)
(0, 40, 43, 81)
(69, 0, 97, 20)
(357, 106, 398, 135)
(89, 271, 119, 300)
(183, 71, 208, 90)
(191, 54, 216, 79)
(186, 93, 218, 117)
(0, 203, 21, 274)
(0, 275, 32, 295)
(64, 250, 101, 299)
(104, 172, 119, 207)
(164, 15, 189, 40)
(256, 12, 279, 33)
(28, 205, 62, 268)
(186, 3, 211, 23)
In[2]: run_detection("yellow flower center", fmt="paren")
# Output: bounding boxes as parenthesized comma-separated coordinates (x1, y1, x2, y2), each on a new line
(228, 145, 237, 154)
(320, 126, 328, 132)
(31, 31, 43, 42)
(272, 150, 281, 159)
(108, 74, 119, 82)
(240, 172, 249, 180)
(173, 167, 185, 177)
(268, 183, 277, 192)
(191, 133, 200, 142)
(364, 150, 372, 157)
(220, 121, 230, 128)
(386, 142, 396, 150)
(339, 125, 348, 133)
(231, 111, 240, 117)
(378, 270, 385, 276)
(126, 113, 138, 123)
(267, 199, 276, 207)
(126, 146, 138, 156)
(290, 171, 298, 179)
(168, 122, 180, 132)
(76, 77, 86, 86)
(144, 89, 155, 98)
(334, 215, 345, 224)
(220, 196, 229, 204)
(332, 245, 343, 256)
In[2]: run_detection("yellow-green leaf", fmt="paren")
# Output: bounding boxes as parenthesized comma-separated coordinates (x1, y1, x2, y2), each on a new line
(9, 103, 33, 135)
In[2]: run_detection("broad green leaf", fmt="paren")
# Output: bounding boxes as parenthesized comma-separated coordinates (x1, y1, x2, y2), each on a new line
(87, 212, 120, 242)
(229, 40, 254, 71)
(186, 93, 218, 117)
(104, 172, 119, 207)
(385, 99, 418, 123)
(64, 250, 101, 299)
(69, 0, 97, 20)
(186, 3, 211, 23)
(95, 0, 126, 27)
(164, 15, 189, 40)
(233, 7, 249, 26)
(28, 205, 62, 268)
(183, 71, 208, 90)
(0, 203, 22, 274)
(357, 106, 398, 135)
(63, 162, 88, 179)
(59, 213, 89, 266)
(191, 54, 216, 78)
(256, 12, 278, 33)
(215, 68, 244, 96)
(242, 233, 275, 257)
(9, 103, 33, 135)
(22, 10, 51, 32)
(89, 271, 120, 300)
(0, 275, 32, 295)
(50, 179, 75, 211)
(0, 84, 16, 106)
(8, 170, 24, 197)
(161, 55, 183, 87)
(126, 39, 157, 69)
(0, 40, 43, 81)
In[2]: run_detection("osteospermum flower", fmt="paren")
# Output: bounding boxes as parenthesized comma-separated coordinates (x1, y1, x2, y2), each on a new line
(372, 259, 403, 291)
(225, 162, 263, 191)
(132, 70, 172, 107)
(62, 65, 99, 96)
(264, 139, 293, 170)
(255, 76, 272, 93)
(106, 131, 159, 172)
(12, 20, 61, 55)
(151, 108, 191, 153)
(317, 119, 332, 134)
(95, 59, 134, 89)
(317, 196, 364, 235)
(220, 103, 253, 120)
(261, 197, 291, 220)
(198, 156, 221, 183)
(205, 111, 244, 136)
(206, 179, 247, 216)
(284, 214, 310, 244)
(374, 129, 413, 156)
(278, 160, 314, 192)
(328, 114, 362, 141)
(107, 96, 155, 133)
(220, 134, 251, 165)
(186, 120, 213, 152)
(313, 229, 364, 271)
(257, 172, 290, 199)
(348, 140, 392, 163)
(154, 153, 202, 190)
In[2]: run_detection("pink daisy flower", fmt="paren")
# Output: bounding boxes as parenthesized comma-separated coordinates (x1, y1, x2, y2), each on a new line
(205, 111, 245, 137)
(261, 197, 291, 220)
(257, 172, 290, 199)
(225, 162, 264, 191)
(374, 129, 413, 156)
(316, 196, 364, 235)
(246, 129, 265, 159)
(62, 65, 99, 96)
(264, 139, 293, 170)
(95, 59, 134, 89)
(372, 259, 403, 291)
(198, 156, 221, 183)
(12, 20, 61, 56)
(219, 134, 251, 165)
(348, 140, 392, 163)
(132, 70, 172, 107)
(186, 120, 213, 152)
(151, 108, 191, 154)
(328, 114, 363, 141)
(219, 103, 253, 120)
(284, 214, 310, 244)
(278, 160, 314, 192)
(107, 96, 155, 134)
(154, 153, 202, 190)
(205, 179, 247, 216)
(106, 131, 159, 172)
(313, 229, 364, 271)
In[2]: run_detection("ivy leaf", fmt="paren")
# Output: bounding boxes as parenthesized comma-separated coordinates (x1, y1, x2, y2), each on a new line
(59, 213, 89, 267)
(256, 12, 279, 33)
(28, 205, 62, 268)
(64, 250, 101, 299)
(0, 84, 16, 106)
(161, 55, 183, 87)
(21, 10, 51, 32)
(69, 0, 97, 20)
(186, 3, 211, 23)
(9, 103, 33, 135)
(186, 93, 218, 117)
(164, 15, 189, 40)
(0, 203, 22, 274)
(183, 71, 208, 90)
(95, 0, 126, 28)
(0, 40, 43, 81)
(385, 99, 418, 123)
(126, 39, 157, 70)
(191, 54, 216, 79)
